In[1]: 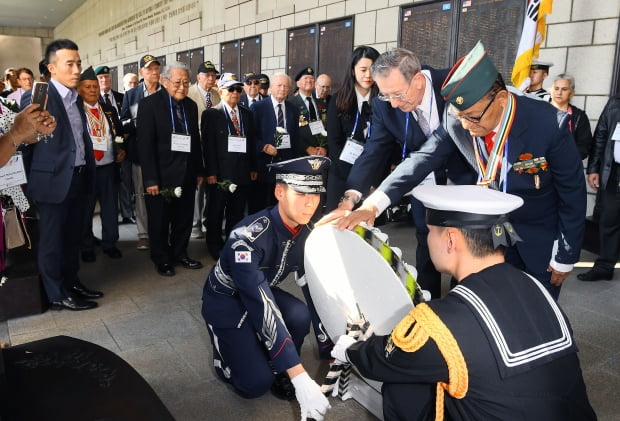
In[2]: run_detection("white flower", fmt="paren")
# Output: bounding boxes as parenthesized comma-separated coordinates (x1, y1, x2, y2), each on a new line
(229, 183, 238, 193)
(320, 130, 327, 137)
(174, 187, 183, 197)
(114, 136, 124, 143)
(276, 126, 288, 134)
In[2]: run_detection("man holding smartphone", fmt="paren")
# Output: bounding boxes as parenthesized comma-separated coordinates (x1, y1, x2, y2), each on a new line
(21, 39, 103, 311)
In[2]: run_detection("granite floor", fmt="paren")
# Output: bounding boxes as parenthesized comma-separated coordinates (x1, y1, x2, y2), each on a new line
(1, 218, 618, 420)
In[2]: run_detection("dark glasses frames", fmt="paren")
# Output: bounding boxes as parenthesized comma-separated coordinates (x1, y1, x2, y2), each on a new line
(227, 86, 243, 93)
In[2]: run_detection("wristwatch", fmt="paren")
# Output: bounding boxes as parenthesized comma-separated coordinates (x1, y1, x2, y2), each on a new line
(340, 194, 360, 206)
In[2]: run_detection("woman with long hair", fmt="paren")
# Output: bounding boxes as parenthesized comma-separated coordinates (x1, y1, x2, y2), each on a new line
(326, 45, 380, 211)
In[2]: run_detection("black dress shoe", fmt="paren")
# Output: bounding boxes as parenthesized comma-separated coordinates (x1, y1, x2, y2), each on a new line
(120, 216, 137, 224)
(50, 296, 98, 311)
(157, 263, 176, 276)
(270, 373, 295, 401)
(93, 236, 102, 246)
(81, 250, 96, 263)
(577, 268, 613, 282)
(176, 257, 203, 270)
(72, 282, 104, 299)
(103, 247, 123, 259)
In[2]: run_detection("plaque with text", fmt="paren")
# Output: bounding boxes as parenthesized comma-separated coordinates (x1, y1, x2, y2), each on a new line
(318, 19, 353, 93)
(287, 25, 316, 79)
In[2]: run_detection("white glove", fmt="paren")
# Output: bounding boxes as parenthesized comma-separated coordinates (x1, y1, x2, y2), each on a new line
(330, 335, 357, 362)
(290, 372, 330, 421)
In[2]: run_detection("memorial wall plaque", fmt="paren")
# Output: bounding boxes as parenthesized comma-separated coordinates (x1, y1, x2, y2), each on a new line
(287, 25, 316, 79)
(221, 41, 239, 76)
(318, 19, 353, 93)
(457, 0, 524, 83)
(401, 2, 454, 69)
(123, 62, 139, 78)
(400, 0, 524, 84)
(241, 36, 262, 77)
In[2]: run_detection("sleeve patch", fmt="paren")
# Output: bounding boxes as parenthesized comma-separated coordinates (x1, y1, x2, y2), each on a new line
(243, 216, 270, 242)
(235, 251, 252, 263)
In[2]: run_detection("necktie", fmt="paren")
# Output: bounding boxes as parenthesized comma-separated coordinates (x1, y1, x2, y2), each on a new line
(484, 131, 496, 155)
(231, 108, 241, 135)
(205, 91, 212, 108)
(277, 103, 284, 128)
(104, 93, 113, 108)
(251, 98, 256, 106)
(306, 96, 317, 120)
(173, 102, 184, 133)
(414, 108, 431, 138)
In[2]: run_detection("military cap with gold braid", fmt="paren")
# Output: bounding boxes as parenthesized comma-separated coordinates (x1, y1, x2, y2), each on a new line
(440, 41, 499, 111)
(267, 155, 330, 194)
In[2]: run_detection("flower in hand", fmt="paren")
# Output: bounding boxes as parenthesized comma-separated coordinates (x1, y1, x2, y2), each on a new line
(274, 126, 288, 148)
(159, 186, 183, 202)
(315, 130, 327, 148)
(217, 179, 237, 193)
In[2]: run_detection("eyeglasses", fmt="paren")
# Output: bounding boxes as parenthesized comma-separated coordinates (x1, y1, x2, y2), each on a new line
(227, 86, 243, 93)
(377, 77, 413, 102)
(169, 79, 190, 88)
(245, 80, 260, 86)
(449, 92, 498, 123)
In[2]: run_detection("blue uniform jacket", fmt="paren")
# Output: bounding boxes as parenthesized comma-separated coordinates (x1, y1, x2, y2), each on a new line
(202, 206, 311, 373)
(377, 93, 586, 271)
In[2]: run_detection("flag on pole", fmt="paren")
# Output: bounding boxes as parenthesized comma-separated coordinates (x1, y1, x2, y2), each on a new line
(511, 0, 553, 90)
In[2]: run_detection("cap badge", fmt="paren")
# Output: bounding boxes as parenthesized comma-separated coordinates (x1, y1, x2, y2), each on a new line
(143, 55, 155, 62)
(308, 158, 323, 171)
(456, 96, 464, 105)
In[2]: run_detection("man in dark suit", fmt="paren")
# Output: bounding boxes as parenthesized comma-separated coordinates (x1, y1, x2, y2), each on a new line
(249, 73, 300, 213)
(201, 73, 258, 259)
(120, 54, 162, 250)
(95, 65, 123, 115)
(239, 72, 265, 108)
(289, 67, 328, 157)
(78, 66, 124, 263)
(338, 48, 457, 299)
(21, 39, 103, 311)
(329, 41, 586, 300)
(137, 61, 205, 277)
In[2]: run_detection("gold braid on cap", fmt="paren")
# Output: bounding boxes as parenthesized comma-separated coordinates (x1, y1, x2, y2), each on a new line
(391, 303, 468, 421)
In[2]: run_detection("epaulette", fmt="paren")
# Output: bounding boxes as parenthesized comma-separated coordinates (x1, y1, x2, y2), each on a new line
(243, 216, 270, 242)
(390, 303, 468, 421)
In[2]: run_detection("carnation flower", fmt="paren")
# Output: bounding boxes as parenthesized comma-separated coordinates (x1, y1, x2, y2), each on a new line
(217, 179, 237, 193)
(114, 136, 124, 143)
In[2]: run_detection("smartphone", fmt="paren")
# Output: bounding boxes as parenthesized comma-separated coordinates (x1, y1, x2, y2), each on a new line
(31, 82, 48, 111)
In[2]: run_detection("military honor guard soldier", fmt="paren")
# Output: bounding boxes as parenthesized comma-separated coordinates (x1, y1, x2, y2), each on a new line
(201, 156, 333, 421)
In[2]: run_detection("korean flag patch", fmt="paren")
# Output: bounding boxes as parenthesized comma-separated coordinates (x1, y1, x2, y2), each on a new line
(235, 251, 251, 263)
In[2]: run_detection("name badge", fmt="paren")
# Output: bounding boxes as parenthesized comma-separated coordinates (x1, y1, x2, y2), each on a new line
(228, 136, 247, 153)
(309, 120, 325, 135)
(171, 133, 191, 152)
(339, 138, 364, 164)
(92, 136, 108, 151)
(0, 152, 28, 190)
(278, 134, 291, 149)
(612, 122, 620, 141)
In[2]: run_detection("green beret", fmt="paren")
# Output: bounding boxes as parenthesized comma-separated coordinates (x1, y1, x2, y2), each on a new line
(440, 41, 499, 111)
(94, 65, 110, 75)
(80, 66, 97, 81)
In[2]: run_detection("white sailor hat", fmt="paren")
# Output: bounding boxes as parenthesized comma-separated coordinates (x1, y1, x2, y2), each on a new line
(412, 185, 524, 248)
(268, 155, 331, 194)
(530, 59, 554, 71)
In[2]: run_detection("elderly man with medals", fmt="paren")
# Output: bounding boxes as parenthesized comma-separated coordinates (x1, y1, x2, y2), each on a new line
(326, 41, 586, 300)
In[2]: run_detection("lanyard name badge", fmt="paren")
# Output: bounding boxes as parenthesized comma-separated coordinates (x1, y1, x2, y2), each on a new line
(340, 111, 365, 164)
(224, 107, 247, 153)
(277, 133, 291, 149)
(307, 97, 325, 135)
(169, 97, 191, 153)
(0, 151, 27, 190)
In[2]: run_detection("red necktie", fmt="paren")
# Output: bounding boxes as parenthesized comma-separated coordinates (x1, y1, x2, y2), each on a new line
(90, 107, 104, 161)
(484, 131, 496, 155)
